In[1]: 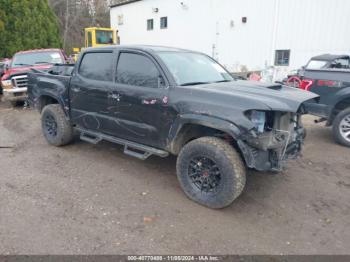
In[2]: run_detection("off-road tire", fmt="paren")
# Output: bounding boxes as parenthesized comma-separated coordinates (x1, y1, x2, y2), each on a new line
(176, 137, 246, 209)
(41, 104, 74, 146)
(10, 101, 20, 107)
(332, 108, 350, 147)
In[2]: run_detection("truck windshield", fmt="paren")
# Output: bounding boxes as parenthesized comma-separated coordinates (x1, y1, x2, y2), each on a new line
(158, 52, 233, 86)
(96, 30, 114, 45)
(306, 60, 328, 69)
(12, 51, 63, 67)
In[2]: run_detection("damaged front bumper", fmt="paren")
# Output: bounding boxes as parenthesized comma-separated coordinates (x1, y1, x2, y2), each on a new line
(238, 112, 305, 172)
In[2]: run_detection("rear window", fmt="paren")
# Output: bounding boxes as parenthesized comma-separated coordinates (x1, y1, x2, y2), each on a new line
(79, 52, 114, 81)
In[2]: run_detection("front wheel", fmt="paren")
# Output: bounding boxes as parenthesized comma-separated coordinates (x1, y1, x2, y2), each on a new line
(176, 137, 246, 209)
(41, 104, 74, 146)
(332, 108, 350, 147)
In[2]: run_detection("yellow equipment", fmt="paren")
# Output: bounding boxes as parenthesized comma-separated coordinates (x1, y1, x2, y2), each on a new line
(84, 27, 118, 48)
(72, 27, 118, 62)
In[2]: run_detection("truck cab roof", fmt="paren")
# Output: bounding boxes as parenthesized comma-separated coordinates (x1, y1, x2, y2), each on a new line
(84, 45, 194, 53)
(311, 54, 349, 61)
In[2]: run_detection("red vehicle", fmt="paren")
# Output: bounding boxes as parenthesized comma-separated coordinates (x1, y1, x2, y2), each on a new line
(1, 49, 67, 106)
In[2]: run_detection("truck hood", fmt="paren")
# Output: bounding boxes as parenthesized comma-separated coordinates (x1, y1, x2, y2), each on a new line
(1, 64, 53, 80)
(187, 80, 319, 112)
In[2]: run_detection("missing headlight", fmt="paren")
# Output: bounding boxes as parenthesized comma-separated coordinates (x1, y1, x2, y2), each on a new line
(245, 110, 275, 133)
(250, 110, 266, 133)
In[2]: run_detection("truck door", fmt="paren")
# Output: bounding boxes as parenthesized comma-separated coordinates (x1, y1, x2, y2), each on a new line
(305, 70, 350, 105)
(112, 51, 174, 148)
(69, 50, 118, 132)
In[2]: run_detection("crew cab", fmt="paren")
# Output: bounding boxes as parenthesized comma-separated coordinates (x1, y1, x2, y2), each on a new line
(1, 49, 67, 106)
(301, 67, 350, 147)
(28, 45, 317, 208)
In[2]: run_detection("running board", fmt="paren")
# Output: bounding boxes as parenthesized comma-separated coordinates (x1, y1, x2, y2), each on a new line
(76, 127, 169, 160)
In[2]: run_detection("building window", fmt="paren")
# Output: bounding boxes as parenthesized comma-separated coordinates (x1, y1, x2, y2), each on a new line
(275, 50, 290, 66)
(118, 15, 124, 25)
(147, 19, 154, 31)
(160, 17, 168, 29)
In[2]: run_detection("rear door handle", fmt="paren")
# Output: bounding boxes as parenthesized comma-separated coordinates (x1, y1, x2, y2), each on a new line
(108, 93, 121, 101)
(71, 87, 81, 93)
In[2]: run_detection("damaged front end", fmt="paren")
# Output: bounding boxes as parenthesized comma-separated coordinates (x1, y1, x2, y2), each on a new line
(238, 109, 306, 172)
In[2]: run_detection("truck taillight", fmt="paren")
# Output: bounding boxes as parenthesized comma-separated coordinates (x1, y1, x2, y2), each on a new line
(300, 79, 314, 91)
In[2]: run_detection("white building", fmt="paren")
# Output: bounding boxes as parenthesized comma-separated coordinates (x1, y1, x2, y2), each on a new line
(110, 0, 350, 79)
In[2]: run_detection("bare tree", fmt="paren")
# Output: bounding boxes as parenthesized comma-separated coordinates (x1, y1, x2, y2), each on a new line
(49, 0, 111, 53)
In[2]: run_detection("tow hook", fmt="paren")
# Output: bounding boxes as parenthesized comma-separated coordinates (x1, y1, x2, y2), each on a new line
(314, 118, 327, 124)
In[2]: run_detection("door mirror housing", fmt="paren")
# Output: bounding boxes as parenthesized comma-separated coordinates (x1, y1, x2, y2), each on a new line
(158, 75, 166, 88)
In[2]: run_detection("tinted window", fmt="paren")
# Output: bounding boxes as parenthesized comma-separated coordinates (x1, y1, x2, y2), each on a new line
(116, 53, 159, 88)
(79, 52, 113, 81)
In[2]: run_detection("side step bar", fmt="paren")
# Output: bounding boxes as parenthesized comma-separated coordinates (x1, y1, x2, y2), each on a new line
(76, 127, 169, 160)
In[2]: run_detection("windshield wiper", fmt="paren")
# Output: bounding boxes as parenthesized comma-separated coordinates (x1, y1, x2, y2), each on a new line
(14, 63, 32, 66)
(214, 80, 232, 83)
(180, 82, 210, 86)
(35, 62, 53, 65)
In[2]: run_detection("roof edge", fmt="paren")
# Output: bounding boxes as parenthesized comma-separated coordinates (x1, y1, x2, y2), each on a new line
(110, 0, 142, 8)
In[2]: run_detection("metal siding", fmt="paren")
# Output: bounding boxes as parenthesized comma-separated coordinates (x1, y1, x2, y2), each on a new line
(111, 0, 350, 74)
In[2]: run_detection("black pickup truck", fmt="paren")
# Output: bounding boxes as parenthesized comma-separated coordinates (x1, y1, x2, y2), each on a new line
(301, 68, 350, 147)
(28, 45, 317, 208)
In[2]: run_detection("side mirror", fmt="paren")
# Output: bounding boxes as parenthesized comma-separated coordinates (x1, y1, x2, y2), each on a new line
(158, 75, 166, 88)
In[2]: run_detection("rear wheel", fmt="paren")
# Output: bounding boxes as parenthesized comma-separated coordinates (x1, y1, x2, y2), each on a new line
(332, 108, 350, 147)
(41, 104, 74, 146)
(176, 137, 246, 209)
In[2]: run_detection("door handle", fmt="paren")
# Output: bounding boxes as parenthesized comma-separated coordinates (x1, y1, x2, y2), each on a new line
(108, 93, 121, 101)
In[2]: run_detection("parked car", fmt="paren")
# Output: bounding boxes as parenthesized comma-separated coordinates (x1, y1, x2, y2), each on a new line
(284, 54, 350, 87)
(301, 67, 350, 147)
(1, 49, 67, 106)
(304, 54, 350, 70)
(0, 59, 11, 94)
(28, 45, 317, 208)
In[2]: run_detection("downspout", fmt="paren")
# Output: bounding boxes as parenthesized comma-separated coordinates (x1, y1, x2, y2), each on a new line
(270, 0, 280, 81)
(271, 0, 280, 66)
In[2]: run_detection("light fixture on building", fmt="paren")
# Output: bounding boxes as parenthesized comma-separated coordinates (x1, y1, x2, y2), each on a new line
(152, 7, 159, 13)
(242, 17, 247, 23)
(180, 2, 188, 9)
(230, 20, 235, 28)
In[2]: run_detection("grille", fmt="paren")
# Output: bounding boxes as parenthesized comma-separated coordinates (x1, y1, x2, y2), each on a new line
(12, 75, 28, 88)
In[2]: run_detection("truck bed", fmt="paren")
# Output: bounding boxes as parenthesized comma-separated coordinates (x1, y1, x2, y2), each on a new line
(27, 65, 74, 112)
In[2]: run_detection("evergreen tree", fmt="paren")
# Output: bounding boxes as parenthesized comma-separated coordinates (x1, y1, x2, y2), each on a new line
(0, 0, 62, 58)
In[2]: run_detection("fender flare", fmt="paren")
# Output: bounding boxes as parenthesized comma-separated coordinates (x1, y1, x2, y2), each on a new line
(37, 92, 69, 118)
(329, 92, 350, 124)
(167, 114, 243, 154)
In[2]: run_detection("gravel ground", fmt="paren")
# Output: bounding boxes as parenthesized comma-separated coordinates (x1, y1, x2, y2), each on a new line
(0, 101, 349, 255)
